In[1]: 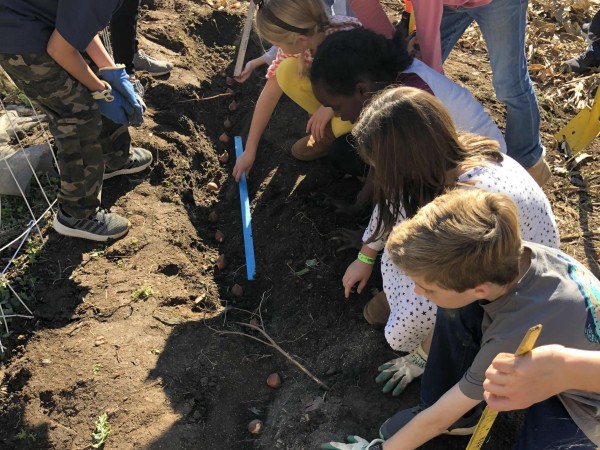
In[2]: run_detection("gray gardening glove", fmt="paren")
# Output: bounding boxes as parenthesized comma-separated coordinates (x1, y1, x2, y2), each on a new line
(322, 436, 384, 450)
(375, 343, 427, 396)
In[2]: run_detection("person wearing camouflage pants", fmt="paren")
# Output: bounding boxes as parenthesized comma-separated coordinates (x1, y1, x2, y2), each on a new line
(0, 0, 152, 242)
(1, 54, 131, 218)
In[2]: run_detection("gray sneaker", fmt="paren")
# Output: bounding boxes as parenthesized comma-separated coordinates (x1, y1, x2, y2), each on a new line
(133, 49, 173, 76)
(563, 44, 600, 75)
(129, 75, 145, 97)
(53, 208, 131, 242)
(104, 147, 153, 180)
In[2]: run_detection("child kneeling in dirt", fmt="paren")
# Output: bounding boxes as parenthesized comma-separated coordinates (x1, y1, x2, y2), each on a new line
(0, 0, 152, 242)
(233, 0, 361, 181)
(310, 27, 506, 181)
(232, 0, 363, 182)
(324, 188, 600, 450)
(341, 86, 558, 397)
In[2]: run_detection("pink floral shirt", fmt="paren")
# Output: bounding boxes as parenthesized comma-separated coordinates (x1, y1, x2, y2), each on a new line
(265, 15, 361, 79)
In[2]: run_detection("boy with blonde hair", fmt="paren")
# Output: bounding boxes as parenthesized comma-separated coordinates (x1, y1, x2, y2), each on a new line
(324, 189, 600, 449)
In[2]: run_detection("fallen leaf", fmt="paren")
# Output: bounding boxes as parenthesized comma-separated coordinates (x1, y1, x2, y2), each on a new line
(248, 407, 262, 415)
(303, 396, 324, 412)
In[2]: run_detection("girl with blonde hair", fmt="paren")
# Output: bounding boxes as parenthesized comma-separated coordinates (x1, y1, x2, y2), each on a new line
(232, 0, 365, 182)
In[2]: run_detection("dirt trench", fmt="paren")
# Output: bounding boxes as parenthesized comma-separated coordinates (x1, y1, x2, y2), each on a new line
(0, 1, 598, 449)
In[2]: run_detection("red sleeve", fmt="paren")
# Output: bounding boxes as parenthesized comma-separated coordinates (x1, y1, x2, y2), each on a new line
(412, 0, 444, 73)
(348, 0, 394, 38)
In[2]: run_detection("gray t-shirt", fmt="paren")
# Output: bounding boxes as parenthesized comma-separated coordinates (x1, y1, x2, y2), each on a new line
(459, 243, 600, 445)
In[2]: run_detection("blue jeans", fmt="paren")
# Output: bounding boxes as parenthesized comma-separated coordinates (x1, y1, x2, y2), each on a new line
(421, 304, 596, 449)
(517, 396, 595, 449)
(421, 303, 483, 408)
(439, 0, 542, 169)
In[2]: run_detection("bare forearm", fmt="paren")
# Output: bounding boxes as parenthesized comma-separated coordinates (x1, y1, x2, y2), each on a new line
(245, 77, 283, 155)
(47, 30, 104, 91)
(382, 406, 453, 450)
(383, 385, 479, 450)
(485, 345, 600, 412)
(359, 244, 378, 259)
(85, 35, 116, 69)
(562, 348, 600, 392)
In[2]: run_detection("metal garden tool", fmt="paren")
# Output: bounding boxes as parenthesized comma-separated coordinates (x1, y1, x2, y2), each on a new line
(554, 85, 600, 156)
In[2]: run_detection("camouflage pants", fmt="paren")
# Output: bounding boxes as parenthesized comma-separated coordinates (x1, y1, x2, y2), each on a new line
(0, 53, 131, 218)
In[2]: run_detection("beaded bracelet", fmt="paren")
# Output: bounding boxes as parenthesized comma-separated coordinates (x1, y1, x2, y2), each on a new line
(357, 251, 375, 265)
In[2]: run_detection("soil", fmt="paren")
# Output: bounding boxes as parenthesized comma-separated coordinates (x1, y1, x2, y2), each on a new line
(0, 1, 598, 449)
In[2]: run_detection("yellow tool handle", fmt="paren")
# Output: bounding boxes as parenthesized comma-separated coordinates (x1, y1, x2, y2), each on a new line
(465, 324, 543, 450)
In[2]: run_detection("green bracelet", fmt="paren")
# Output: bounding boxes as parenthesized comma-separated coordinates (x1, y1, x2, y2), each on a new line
(357, 251, 375, 265)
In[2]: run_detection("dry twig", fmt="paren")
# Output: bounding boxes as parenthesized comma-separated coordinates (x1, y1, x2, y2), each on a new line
(218, 323, 330, 390)
(561, 230, 600, 242)
(214, 291, 330, 390)
(175, 92, 233, 104)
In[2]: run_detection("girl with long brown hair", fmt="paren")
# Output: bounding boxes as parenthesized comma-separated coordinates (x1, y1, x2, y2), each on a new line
(343, 86, 559, 396)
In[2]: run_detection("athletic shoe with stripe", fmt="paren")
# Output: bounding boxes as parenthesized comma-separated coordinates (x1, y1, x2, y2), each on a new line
(133, 49, 173, 76)
(53, 208, 131, 242)
(104, 147, 152, 180)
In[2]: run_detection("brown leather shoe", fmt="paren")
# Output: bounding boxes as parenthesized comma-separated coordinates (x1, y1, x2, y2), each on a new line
(291, 123, 335, 161)
(527, 155, 551, 187)
(363, 291, 390, 325)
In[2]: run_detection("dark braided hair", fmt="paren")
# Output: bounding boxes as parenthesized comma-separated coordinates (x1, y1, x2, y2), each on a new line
(310, 28, 413, 96)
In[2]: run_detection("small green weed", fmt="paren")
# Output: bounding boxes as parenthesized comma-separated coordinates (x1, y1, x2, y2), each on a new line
(148, 348, 161, 355)
(290, 258, 319, 277)
(24, 238, 43, 264)
(89, 248, 105, 259)
(16, 91, 29, 105)
(131, 285, 154, 301)
(92, 363, 102, 375)
(91, 413, 110, 448)
(15, 428, 36, 442)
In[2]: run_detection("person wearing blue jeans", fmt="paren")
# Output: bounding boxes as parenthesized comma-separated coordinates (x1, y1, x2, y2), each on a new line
(437, 0, 547, 184)
(348, 0, 550, 185)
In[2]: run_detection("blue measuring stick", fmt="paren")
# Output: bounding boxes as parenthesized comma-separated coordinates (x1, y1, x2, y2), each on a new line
(234, 136, 256, 280)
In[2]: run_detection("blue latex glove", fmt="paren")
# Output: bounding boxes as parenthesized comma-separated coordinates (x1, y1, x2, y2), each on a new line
(322, 436, 384, 450)
(99, 65, 144, 126)
(94, 87, 134, 126)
